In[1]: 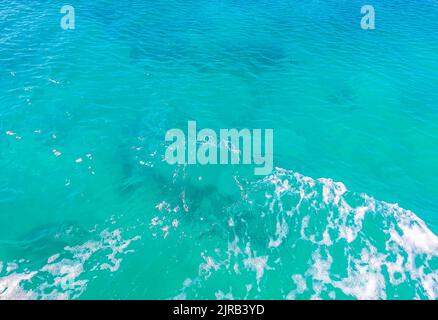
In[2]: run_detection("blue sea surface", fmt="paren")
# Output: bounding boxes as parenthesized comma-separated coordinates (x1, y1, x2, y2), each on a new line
(0, 0, 437, 299)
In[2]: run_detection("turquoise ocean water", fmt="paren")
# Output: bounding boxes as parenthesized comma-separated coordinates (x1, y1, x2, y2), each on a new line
(1, 0, 437, 299)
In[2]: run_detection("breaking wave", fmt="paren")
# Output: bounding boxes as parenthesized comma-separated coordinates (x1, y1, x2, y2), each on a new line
(0, 228, 140, 300)
(179, 167, 438, 300)
(1, 167, 437, 299)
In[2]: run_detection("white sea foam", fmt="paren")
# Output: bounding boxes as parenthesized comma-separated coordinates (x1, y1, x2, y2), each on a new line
(0, 228, 140, 300)
(182, 167, 438, 299)
(4, 166, 435, 300)
(287, 274, 307, 299)
(0, 272, 37, 300)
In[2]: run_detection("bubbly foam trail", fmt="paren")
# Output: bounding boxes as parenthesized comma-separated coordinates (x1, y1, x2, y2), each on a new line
(1, 168, 437, 300)
(0, 228, 140, 300)
(181, 167, 438, 300)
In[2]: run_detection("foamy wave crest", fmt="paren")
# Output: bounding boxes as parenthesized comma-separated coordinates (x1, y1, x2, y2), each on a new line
(181, 168, 437, 300)
(0, 229, 140, 300)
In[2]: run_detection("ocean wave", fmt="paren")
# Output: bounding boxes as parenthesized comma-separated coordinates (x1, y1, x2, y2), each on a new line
(179, 167, 438, 299)
(0, 228, 140, 300)
(1, 167, 437, 299)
